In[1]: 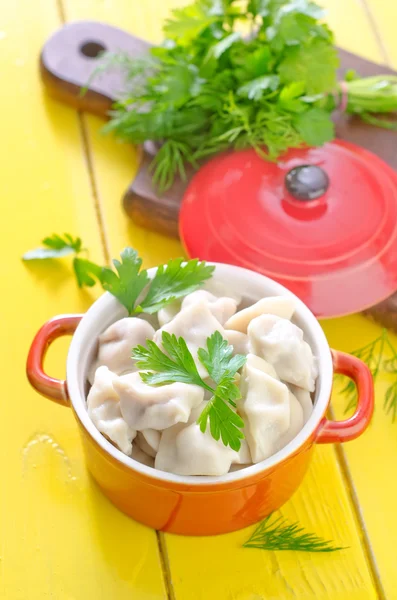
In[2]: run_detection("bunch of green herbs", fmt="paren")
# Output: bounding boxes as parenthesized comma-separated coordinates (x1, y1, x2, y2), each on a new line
(95, 0, 397, 191)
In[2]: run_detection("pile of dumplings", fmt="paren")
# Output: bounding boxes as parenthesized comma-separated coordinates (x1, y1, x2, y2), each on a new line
(87, 285, 317, 477)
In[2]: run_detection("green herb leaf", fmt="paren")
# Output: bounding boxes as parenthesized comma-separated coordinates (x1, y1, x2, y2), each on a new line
(92, 0, 397, 191)
(132, 332, 208, 387)
(278, 81, 307, 113)
(206, 32, 241, 60)
(73, 257, 103, 288)
(197, 330, 246, 384)
(138, 258, 215, 314)
(247, 0, 269, 17)
(100, 248, 150, 315)
(294, 107, 335, 146)
(132, 330, 245, 449)
(243, 514, 345, 552)
(384, 380, 397, 422)
(42, 233, 83, 252)
(197, 395, 245, 451)
(22, 233, 82, 260)
(338, 328, 397, 421)
(23, 246, 76, 260)
(278, 39, 339, 94)
(163, 3, 218, 45)
(237, 75, 280, 101)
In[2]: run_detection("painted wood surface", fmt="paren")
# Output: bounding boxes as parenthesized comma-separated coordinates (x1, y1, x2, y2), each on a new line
(1, 0, 396, 598)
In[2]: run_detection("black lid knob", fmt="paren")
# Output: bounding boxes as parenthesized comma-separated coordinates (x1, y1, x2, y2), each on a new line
(285, 165, 329, 201)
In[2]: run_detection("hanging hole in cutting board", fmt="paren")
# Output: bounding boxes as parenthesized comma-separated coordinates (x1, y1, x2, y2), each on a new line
(79, 41, 107, 58)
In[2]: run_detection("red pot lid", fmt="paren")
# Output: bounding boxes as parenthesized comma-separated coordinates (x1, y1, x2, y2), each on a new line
(179, 140, 397, 318)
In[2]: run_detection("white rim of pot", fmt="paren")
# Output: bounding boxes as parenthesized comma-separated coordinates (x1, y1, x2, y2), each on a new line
(67, 262, 333, 486)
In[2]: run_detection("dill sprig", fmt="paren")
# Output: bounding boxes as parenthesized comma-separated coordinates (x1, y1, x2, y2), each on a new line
(384, 380, 397, 422)
(338, 330, 387, 413)
(337, 329, 397, 421)
(243, 514, 344, 553)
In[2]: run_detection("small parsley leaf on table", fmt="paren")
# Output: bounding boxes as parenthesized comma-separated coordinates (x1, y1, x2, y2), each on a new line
(23, 238, 215, 314)
(23, 233, 83, 260)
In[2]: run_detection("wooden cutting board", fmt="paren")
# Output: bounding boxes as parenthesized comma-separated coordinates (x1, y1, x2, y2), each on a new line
(40, 21, 397, 329)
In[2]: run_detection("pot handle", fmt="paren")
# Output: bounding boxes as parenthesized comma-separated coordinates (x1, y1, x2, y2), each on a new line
(26, 315, 83, 407)
(316, 350, 374, 443)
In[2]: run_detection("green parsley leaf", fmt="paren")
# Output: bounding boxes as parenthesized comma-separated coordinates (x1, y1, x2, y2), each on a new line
(137, 258, 215, 314)
(163, 3, 218, 45)
(73, 257, 103, 288)
(206, 32, 241, 61)
(132, 331, 246, 449)
(278, 39, 339, 94)
(42, 233, 83, 252)
(133, 332, 208, 388)
(247, 0, 269, 17)
(197, 395, 245, 451)
(197, 330, 246, 385)
(237, 75, 280, 101)
(215, 374, 241, 407)
(294, 107, 335, 146)
(100, 248, 150, 315)
(278, 81, 307, 113)
(23, 237, 216, 316)
(22, 233, 82, 260)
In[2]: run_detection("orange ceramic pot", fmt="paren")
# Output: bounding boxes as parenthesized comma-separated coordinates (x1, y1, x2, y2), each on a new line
(27, 264, 374, 535)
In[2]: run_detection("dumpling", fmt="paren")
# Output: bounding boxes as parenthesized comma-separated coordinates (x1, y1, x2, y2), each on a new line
(158, 301, 181, 327)
(203, 280, 242, 304)
(113, 372, 204, 430)
(154, 302, 225, 378)
(135, 429, 161, 458)
(243, 353, 279, 379)
(155, 404, 249, 476)
(224, 296, 295, 333)
(274, 391, 304, 452)
(248, 315, 317, 392)
(87, 366, 136, 455)
(89, 317, 155, 383)
(238, 354, 290, 463)
(181, 290, 237, 325)
(131, 444, 155, 468)
(223, 330, 250, 355)
(289, 385, 313, 424)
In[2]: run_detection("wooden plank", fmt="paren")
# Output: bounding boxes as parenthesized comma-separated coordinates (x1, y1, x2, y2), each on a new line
(323, 315, 397, 600)
(319, 1, 397, 598)
(164, 445, 378, 600)
(0, 1, 165, 599)
(362, 0, 397, 65)
(61, 0, 186, 269)
(61, 0, 382, 598)
(322, 0, 383, 63)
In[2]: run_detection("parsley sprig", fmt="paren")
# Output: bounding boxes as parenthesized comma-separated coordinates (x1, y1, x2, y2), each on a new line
(22, 233, 103, 288)
(132, 331, 246, 450)
(243, 514, 344, 552)
(23, 239, 214, 316)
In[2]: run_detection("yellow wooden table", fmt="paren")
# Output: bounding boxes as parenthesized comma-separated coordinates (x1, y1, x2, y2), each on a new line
(1, 1, 397, 598)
